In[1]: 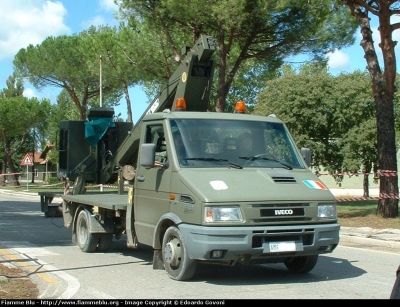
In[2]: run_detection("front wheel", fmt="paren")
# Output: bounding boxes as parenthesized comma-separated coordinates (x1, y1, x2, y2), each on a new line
(162, 226, 197, 281)
(76, 209, 99, 253)
(284, 255, 318, 273)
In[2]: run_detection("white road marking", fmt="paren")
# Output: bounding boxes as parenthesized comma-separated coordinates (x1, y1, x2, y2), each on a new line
(0, 241, 80, 299)
(13, 247, 59, 256)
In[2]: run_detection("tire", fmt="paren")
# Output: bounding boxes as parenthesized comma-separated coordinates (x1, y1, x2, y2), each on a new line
(76, 210, 99, 253)
(284, 255, 318, 273)
(162, 226, 197, 281)
(96, 233, 113, 252)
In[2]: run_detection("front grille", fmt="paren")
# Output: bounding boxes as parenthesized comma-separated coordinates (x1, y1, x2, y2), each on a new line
(260, 208, 305, 217)
(251, 203, 310, 223)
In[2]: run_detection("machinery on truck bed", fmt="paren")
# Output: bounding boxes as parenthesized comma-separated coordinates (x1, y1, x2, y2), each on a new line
(39, 35, 340, 281)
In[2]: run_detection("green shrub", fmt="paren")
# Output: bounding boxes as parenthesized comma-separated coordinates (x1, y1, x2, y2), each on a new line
(47, 177, 62, 184)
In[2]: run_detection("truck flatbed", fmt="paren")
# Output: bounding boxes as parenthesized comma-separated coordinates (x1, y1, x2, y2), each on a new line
(62, 193, 128, 211)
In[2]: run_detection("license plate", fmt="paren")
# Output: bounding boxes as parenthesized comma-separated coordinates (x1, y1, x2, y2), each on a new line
(269, 242, 296, 252)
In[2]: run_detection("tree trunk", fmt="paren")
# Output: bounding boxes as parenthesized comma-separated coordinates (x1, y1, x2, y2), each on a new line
(31, 166, 35, 183)
(345, 2, 398, 218)
(363, 162, 371, 197)
(0, 156, 6, 186)
(123, 83, 133, 123)
(6, 154, 20, 187)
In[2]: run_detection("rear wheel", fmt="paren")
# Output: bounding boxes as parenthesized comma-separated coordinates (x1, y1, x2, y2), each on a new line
(96, 233, 113, 252)
(284, 255, 318, 273)
(76, 210, 99, 253)
(162, 226, 197, 281)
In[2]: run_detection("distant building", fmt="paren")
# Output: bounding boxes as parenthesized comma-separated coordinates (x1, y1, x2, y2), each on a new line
(20, 144, 57, 182)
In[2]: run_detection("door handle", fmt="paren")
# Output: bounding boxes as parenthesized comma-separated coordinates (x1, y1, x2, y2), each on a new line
(137, 175, 145, 182)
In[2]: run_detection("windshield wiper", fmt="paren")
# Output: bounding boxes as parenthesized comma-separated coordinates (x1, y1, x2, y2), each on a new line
(184, 157, 228, 162)
(228, 163, 242, 169)
(239, 156, 293, 170)
(183, 157, 243, 169)
(184, 157, 243, 169)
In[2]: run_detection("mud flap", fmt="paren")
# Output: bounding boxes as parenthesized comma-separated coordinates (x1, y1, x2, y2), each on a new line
(87, 214, 114, 233)
(62, 200, 74, 228)
(153, 249, 164, 270)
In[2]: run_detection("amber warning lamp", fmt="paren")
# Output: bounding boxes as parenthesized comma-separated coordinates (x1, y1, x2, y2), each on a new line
(234, 100, 246, 114)
(175, 98, 187, 111)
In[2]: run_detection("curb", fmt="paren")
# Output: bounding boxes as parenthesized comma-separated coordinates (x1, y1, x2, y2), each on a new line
(0, 189, 38, 198)
(340, 234, 400, 250)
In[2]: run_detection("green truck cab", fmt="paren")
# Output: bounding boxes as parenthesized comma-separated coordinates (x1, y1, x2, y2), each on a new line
(132, 109, 339, 280)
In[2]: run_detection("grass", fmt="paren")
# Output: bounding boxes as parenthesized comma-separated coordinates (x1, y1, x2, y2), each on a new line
(0, 264, 39, 299)
(336, 199, 400, 229)
(0, 184, 399, 298)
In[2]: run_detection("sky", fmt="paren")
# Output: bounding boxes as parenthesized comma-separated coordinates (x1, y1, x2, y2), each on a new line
(1, 0, 399, 124)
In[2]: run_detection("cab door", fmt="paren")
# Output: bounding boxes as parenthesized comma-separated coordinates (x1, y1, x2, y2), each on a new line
(134, 123, 172, 246)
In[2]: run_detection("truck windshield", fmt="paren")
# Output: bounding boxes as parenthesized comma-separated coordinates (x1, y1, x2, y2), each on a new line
(169, 119, 305, 169)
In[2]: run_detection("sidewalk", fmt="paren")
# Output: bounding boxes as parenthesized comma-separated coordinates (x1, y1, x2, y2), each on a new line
(340, 226, 400, 250)
(1, 187, 399, 252)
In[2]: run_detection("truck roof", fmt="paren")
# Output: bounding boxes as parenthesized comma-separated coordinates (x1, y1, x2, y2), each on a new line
(142, 111, 284, 123)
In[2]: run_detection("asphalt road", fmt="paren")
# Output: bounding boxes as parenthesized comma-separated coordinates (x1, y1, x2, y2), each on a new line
(0, 192, 399, 300)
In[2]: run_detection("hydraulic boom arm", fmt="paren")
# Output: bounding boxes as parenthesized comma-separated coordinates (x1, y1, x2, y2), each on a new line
(102, 35, 217, 184)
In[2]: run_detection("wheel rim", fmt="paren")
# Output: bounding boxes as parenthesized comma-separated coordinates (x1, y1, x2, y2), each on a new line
(164, 237, 182, 268)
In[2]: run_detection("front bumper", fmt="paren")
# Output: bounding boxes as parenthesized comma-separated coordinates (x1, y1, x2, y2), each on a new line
(179, 223, 340, 261)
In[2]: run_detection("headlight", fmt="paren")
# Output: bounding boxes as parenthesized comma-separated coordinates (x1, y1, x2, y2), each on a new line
(204, 206, 243, 223)
(318, 204, 337, 219)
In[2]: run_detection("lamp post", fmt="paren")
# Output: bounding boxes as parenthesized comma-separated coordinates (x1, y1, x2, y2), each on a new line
(45, 159, 48, 183)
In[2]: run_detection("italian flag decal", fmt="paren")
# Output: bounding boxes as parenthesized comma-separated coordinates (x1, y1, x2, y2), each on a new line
(303, 180, 328, 190)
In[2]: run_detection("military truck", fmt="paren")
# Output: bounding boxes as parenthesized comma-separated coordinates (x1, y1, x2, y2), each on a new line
(39, 35, 340, 281)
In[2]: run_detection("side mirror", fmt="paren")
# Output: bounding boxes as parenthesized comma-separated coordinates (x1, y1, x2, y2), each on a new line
(140, 143, 156, 168)
(301, 148, 311, 167)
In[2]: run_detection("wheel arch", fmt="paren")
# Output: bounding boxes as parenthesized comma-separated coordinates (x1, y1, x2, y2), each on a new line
(152, 212, 182, 249)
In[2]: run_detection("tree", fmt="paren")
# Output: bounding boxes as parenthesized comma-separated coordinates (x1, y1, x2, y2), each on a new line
(0, 73, 25, 186)
(40, 89, 80, 172)
(81, 25, 149, 123)
(342, 1, 399, 218)
(254, 64, 378, 195)
(117, 0, 358, 112)
(339, 119, 378, 196)
(114, 20, 199, 119)
(1, 73, 24, 97)
(255, 64, 342, 168)
(13, 28, 124, 120)
(0, 96, 50, 186)
(334, 71, 377, 197)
